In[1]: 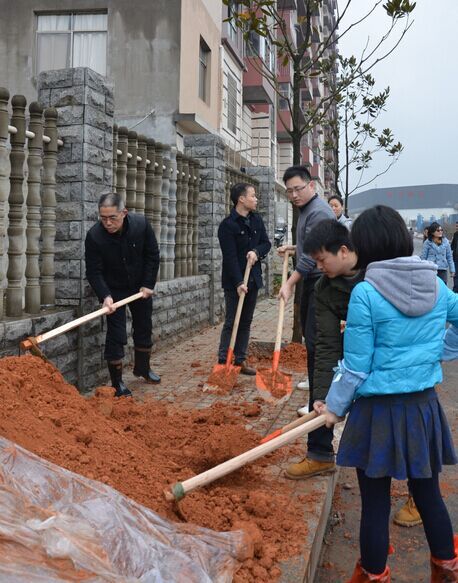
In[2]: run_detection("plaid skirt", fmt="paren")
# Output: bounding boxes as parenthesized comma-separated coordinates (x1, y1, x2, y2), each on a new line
(337, 388, 457, 479)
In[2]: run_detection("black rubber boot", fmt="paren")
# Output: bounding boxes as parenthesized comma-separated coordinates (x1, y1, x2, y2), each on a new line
(107, 361, 132, 397)
(133, 348, 161, 384)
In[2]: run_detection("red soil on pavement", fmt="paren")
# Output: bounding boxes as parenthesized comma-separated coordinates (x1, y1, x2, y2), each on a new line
(248, 341, 307, 373)
(0, 355, 308, 582)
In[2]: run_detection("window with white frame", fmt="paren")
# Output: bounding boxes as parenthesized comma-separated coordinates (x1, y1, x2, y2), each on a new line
(227, 73, 238, 134)
(199, 37, 211, 103)
(279, 83, 292, 111)
(228, 1, 240, 43)
(36, 13, 107, 76)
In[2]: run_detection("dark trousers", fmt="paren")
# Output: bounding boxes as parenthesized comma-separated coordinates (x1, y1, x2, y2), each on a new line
(300, 277, 334, 462)
(218, 287, 258, 364)
(454, 261, 458, 292)
(104, 289, 153, 361)
(357, 469, 455, 574)
(437, 269, 448, 285)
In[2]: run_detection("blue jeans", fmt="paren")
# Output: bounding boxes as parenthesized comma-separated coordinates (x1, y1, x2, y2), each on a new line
(218, 287, 258, 364)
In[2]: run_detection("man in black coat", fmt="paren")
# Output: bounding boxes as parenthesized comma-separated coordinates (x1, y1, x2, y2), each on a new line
(85, 192, 161, 397)
(217, 182, 271, 374)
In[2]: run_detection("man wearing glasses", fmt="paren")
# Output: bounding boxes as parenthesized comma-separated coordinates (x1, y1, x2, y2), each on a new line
(277, 165, 335, 479)
(85, 192, 161, 397)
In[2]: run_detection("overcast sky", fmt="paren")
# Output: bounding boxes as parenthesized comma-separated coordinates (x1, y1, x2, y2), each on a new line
(337, 0, 458, 192)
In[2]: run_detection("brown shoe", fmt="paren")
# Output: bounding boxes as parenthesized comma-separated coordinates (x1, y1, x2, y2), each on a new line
(285, 458, 335, 480)
(393, 495, 422, 527)
(238, 362, 256, 375)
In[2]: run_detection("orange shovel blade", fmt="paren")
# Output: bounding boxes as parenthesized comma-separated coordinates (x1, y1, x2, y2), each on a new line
(206, 363, 241, 392)
(256, 367, 292, 401)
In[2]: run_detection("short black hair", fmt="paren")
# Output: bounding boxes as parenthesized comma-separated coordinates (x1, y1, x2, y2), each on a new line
(351, 205, 413, 269)
(98, 192, 125, 211)
(230, 182, 253, 206)
(282, 165, 312, 184)
(427, 222, 442, 240)
(328, 194, 344, 206)
(303, 219, 353, 255)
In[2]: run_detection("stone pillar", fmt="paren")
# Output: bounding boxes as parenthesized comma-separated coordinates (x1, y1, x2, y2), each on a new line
(112, 124, 118, 190)
(24, 102, 44, 314)
(245, 166, 276, 296)
(192, 162, 200, 276)
(159, 144, 170, 281)
(0, 88, 11, 317)
(6, 95, 27, 317)
(187, 159, 195, 277)
(151, 141, 163, 261)
(181, 157, 190, 276)
(184, 134, 226, 323)
(135, 134, 147, 214)
(116, 126, 128, 203)
(126, 130, 137, 211)
(40, 107, 58, 307)
(166, 147, 177, 280)
(144, 139, 155, 225)
(38, 67, 114, 390)
(174, 152, 183, 278)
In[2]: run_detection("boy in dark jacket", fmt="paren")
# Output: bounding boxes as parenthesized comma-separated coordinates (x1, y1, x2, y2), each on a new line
(217, 183, 271, 373)
(285, 219, 361, 478)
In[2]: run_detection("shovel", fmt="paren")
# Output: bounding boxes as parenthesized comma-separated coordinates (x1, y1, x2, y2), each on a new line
(20, 291, 144, 360)
(256, 252, 292, 402)
(205, 263, 251, 392)
(164, 414, 328, 501)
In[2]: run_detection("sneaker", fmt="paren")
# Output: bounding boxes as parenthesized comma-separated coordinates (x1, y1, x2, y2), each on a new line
(296, 379, 309, 389)
(285, 458, 335, 480)
(393, 495, 422, 527)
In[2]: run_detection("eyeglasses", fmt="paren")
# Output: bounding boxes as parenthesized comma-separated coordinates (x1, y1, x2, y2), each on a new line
(435, 228, 443, 232)
(285, 184, 309, 196)
(99, 212, 123, 223)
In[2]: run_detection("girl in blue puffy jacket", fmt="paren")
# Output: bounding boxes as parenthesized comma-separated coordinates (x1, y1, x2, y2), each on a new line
(318, 206, 458, 582)
(420, 221, 455, 285)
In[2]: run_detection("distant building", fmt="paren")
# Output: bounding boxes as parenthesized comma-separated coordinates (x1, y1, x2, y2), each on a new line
(348, 184, 458, 223)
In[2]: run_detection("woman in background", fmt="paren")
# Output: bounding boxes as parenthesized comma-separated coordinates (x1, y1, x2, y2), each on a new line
(328, 194, 352, 230)
(421, 222, 455, 284)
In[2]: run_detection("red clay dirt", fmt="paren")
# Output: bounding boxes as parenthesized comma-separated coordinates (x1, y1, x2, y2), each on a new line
(0, 355, 309, 582)
(248, 341, 307, 373)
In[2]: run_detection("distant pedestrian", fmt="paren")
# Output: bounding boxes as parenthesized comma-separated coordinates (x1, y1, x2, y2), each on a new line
(217, 183, 271, 375)
(317, 206, 458, 582)
(451, 221, 458, 292)
(327, 194, 352, 229)
(420, 222, 455, 284)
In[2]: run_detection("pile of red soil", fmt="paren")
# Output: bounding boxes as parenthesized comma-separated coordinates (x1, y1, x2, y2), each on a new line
(0, 355, 308, 582)
(248, 342, 307, 373)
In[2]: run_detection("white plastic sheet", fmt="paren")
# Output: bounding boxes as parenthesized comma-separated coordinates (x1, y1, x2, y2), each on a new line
(0, 436, 244, 582)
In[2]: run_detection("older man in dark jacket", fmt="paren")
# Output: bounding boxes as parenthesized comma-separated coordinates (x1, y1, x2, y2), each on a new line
(85, 192, 160, 397)
(217, 182, 271, 374)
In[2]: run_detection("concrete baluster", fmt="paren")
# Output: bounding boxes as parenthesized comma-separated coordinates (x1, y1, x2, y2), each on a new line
(186, 159, 194, 277)
(192, 162, 200, 275)
(112, 124, 118, 190)
(152, 141, 163, 273)
(126, 130, 138, 211)
(40, 107, 58, 307)
(166, 147, 177, 280)
(0, 87, 11, 317)
(144, 138, 155, 225)
(24, 102, 44, 314)
(135, 134, 147, 215)
(174, 152, 183, 278)
(6, 95, 27, 316)
(116, 126, 128, 203)
(181, 156, 190, 276)
(225, 167, 231, 215)
(159, 145, 170, 280)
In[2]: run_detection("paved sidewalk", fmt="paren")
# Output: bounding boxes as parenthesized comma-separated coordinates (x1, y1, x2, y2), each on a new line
(123, 296, 340, 583)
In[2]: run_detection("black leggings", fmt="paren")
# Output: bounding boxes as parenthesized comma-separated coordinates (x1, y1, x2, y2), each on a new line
(357, 468, 455, 574)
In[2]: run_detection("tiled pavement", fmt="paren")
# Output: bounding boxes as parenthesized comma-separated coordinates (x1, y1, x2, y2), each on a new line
(123, 297, 340, 583)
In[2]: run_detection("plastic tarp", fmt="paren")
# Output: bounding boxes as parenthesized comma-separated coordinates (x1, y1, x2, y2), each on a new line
(0, 436, 244, 582)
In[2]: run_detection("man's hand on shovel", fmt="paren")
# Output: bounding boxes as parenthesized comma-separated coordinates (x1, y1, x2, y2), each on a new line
(315, 401, 345, 428)
(102, 295, 116, 314)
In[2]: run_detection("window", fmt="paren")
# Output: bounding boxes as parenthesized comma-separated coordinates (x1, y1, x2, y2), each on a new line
(227, 73, 238, 134)
(279, 83, 291, 111)
(228, 2, 240, 43)
(199, 38, 211, 103)
(36, 13, 107, 76)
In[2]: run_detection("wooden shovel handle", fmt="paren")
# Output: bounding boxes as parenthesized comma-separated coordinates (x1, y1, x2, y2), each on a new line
(274, 252, 290, 358)
(165, 414, 327, 501)
(21, 291, 144, 350)
(228, 262, 252, 353)
(260, 410, 317, 444)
